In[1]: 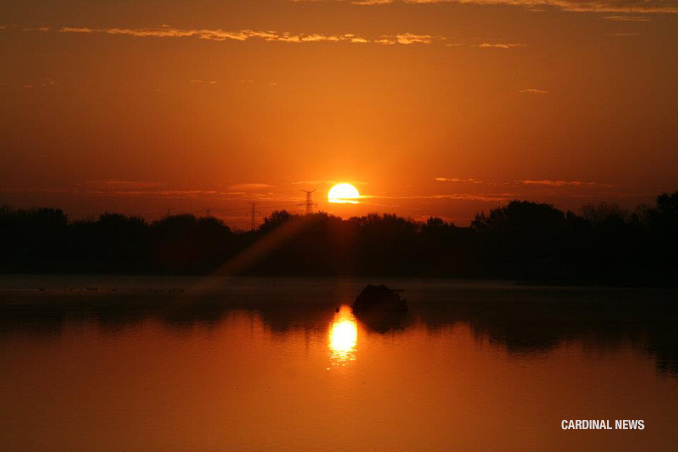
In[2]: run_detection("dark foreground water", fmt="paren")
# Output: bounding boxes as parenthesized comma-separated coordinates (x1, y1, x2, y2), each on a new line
(0, 276, 676, 451)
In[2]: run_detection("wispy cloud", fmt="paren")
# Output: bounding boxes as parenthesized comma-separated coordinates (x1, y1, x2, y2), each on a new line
(90, 190, 220, 198)
(520, 88, 550, 94)
(60, 27, 95, 33)
(430, 193, 513, 201)
(435, 177, 612, 189)
(374, 193, 515, 202)
(431, 177, 616, 192)
(394, 33, 434, 44)
(351, 0, 396, 4)
(435, 177, 484, 183)
(81, 180, 163, 190)
(475, 42, 528, 49)
(20, 78, 58, 89)
(77, 181, 221, 198)
(0, 184, 221, 199)
(15, 26, 526, 49)
(0, 186, 76, 195)
(227, 183, 272, 191)
(521, 179, 601, 187)
(53, 26, 451, 45)
(22, 26, 470, 47)
(371, 33, 439, 44)
(190, 79, 218, 84)
(603, 15, 652, 21)
(315, 0, 678, 14)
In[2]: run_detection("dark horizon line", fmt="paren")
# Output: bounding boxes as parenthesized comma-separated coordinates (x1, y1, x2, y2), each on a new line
(2, 190, 671, 230)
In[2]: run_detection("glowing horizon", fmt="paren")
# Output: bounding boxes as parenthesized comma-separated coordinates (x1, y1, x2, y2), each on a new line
(0, 0, 676, 226)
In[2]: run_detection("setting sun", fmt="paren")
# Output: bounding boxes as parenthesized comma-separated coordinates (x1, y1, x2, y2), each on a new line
(328, 183, 360, 204)
(2, 0, 677, 449)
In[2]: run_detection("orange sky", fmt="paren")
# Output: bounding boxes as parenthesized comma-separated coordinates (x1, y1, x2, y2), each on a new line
(1, 0, 677, 227)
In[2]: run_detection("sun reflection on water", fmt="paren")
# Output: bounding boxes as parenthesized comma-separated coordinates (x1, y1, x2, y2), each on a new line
(329, 306, 358, 364)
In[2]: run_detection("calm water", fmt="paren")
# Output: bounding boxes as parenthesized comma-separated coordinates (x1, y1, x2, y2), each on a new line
(0, 276, 676, 451)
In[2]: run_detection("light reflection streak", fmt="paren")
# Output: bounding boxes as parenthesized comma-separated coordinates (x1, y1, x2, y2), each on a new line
(328, 305, 357, 364)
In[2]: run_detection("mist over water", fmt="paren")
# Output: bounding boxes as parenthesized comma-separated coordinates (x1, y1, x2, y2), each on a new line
(0, 277, 676, 451)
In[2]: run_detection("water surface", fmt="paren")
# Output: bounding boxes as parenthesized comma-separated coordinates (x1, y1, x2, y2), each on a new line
(0, 277, 676, 451)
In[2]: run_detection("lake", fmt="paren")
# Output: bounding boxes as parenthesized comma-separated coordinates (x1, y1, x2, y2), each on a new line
(0, 276, 676, 451)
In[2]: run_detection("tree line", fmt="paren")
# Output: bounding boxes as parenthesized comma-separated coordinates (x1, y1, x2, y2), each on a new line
(0, 191, 676, 284)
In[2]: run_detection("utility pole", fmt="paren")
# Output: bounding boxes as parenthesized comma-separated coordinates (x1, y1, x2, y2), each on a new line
(300, 189, 317, 215)
(249, 202, 257, 231)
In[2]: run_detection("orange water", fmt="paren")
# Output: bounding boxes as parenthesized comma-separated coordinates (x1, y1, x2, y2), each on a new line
(0, 279, 676, 451)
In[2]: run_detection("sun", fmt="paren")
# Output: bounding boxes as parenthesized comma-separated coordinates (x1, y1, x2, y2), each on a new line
(328, 183, 360, 204)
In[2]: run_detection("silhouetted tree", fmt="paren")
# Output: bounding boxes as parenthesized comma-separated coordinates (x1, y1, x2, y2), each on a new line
(1, 192, 676, 284)
(471, 201, 572, 277)
(580, 202, 629, 226)
(259, 210, 296, 234)
(643, 192, 678, 272)
(0, 207, 68, 266)
(149, 214, 233, 271)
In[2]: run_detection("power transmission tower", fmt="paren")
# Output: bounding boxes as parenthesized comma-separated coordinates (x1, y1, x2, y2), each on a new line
(205, 207, 212, 217)
(165, 208, 173, 218)
(249, 202, 257, 231)
(299, 189, 317, 215)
